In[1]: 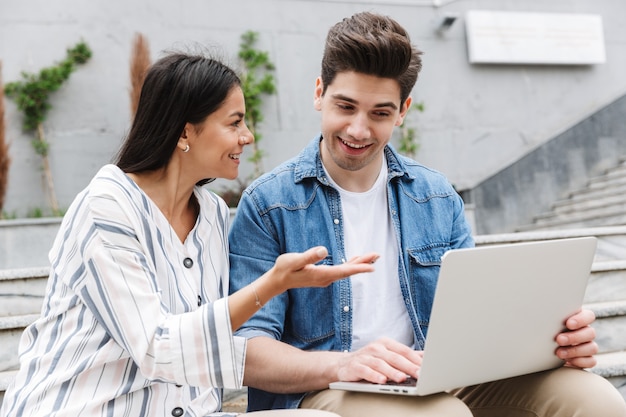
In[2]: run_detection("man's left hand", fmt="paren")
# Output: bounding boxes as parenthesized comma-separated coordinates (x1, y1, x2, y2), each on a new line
(555, 308, 598, 369)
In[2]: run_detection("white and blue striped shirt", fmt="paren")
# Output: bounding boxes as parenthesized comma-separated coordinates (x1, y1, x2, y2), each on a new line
(1, 165, 245, 417)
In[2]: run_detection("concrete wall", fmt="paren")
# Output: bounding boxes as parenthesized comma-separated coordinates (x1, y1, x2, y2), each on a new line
(0, 218, 61, 268)
(463, 93, 626, 234)
(1, 0, 625, 218)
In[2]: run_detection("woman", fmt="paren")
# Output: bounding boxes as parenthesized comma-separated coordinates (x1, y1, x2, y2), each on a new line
(0, 51, 376, 417)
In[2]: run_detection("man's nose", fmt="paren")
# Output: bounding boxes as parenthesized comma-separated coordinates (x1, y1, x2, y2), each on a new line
(346, 113, 370, 140)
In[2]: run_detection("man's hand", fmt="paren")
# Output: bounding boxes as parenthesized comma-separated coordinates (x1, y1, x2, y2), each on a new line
(555, 308, 598, 369)
(335, 337, 423, 384)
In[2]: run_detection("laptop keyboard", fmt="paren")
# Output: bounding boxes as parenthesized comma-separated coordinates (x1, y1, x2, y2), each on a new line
(384, 376, 418, 387)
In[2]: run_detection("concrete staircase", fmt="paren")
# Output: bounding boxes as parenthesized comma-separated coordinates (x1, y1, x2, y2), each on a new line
(0, 267, 49, 405)
(517, 159, 626, 232)
(1, 229, 626, 405)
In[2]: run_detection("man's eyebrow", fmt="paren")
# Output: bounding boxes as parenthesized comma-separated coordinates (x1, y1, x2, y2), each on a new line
(330, 93, 398, 110)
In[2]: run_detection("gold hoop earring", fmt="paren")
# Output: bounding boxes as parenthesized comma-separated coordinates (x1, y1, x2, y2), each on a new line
(183, 144, 190, 153)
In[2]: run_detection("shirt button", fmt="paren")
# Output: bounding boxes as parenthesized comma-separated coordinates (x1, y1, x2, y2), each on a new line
(197, 295, 202, 306)
(183, 258, 193, 268)
(333, 218, 339, 225)
(343, 305, 350, 312)
(171, 407, 184, 417)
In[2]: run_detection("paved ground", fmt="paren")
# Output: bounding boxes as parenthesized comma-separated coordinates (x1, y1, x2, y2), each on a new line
(223, 388, 248, 413)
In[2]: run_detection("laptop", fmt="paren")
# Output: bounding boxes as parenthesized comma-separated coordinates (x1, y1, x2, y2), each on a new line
(329, 236, 597, 396)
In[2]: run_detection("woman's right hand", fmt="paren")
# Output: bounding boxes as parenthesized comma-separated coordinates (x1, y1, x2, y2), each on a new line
(228, 246, 378, 330)
(270, 246, 379, 292)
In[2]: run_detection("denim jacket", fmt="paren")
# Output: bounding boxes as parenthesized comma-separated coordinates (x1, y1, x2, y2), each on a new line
(229, 135, 474, 411)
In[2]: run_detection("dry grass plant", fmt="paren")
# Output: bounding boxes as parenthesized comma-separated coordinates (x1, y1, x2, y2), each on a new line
(0, 61, 11, 217)
(129, 33, 151, 118)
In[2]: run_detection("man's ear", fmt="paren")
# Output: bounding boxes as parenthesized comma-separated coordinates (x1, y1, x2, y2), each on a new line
(314, 77, 323, 111)
(396, 96, 413, 126)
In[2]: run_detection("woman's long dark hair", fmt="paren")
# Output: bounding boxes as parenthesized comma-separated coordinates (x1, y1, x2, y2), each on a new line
(115, 51, 241, 185)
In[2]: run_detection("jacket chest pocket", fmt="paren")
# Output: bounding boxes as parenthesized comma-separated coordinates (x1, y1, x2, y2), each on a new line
(407, 245, 450, 326)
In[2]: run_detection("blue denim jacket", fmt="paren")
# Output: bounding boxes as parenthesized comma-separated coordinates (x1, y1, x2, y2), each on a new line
(229, 135, 474, 411)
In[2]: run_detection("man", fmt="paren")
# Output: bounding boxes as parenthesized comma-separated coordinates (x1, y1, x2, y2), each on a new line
(229, 11, 626, 417)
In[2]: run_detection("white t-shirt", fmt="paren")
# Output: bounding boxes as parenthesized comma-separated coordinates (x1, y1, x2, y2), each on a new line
(324, 159, 414, 351)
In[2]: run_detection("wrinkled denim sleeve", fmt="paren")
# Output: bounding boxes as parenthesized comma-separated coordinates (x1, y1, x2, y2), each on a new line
(452, 191, 475, 250)
(228, 189, 288, 341)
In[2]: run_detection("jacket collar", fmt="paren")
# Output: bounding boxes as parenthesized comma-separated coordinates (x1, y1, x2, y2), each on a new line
(293, 134, 415, 184)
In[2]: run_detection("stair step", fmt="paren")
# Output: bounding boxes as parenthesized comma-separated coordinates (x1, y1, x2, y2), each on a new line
(533, 203, 626, 227)
(585, 260, 626, 303)
(592, 350, 626, 378)
(0, 369, 18, 404)
(0, 314, 38, 373)
(517, 216, 626, 232)
(591, 350, 626, 400)
(0, 267, 49, 317)
(567, 176, 626, 202)
(554, 185, 626, 210)
(550, 193, 626, 216)
(585, 300, 626, 354)
(475, 225, 626, 261)
(586, 171, 626, 191)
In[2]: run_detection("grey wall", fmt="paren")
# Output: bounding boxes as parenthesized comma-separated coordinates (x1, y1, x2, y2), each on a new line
(463, 94, 626, 234)
(1, 0, 626, 218)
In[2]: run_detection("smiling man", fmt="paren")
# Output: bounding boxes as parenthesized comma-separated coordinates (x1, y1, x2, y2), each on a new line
(228, 11, 626, 417)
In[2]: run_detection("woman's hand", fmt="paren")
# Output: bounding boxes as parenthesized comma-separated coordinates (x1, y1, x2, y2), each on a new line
(271, 246, 379, 292)
(228, 246, 378, 330)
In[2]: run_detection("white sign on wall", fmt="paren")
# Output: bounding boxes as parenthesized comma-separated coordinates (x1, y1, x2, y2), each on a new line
(466, 10, 606, 65)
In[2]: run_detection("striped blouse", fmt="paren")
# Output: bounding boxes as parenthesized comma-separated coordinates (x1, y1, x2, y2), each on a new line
(0, 165, 245, 417)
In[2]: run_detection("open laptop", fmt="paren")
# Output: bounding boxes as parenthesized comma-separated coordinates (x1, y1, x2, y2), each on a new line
(329, 236, 597, 396)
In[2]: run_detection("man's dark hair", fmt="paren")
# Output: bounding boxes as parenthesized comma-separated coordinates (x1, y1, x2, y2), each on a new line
(321, 12, 423, 104)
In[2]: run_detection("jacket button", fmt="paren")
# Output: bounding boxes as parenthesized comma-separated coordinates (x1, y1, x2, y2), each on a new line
(183, 258, 193, 268)
(197, 295, 202, 306)
(171, 407, 184, 417)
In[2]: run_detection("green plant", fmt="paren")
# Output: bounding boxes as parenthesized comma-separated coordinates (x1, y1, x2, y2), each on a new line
(27, 206, 44, 218)
(238, 30, 276, 179)
(397, 101, 425, 159)
(218, 31, 276, 207)
(1, 210, 17, 220)
(4, 41, 92, 216)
